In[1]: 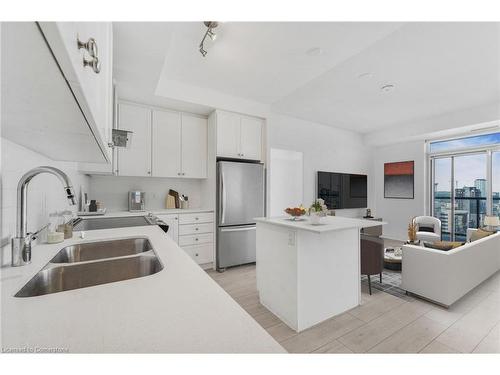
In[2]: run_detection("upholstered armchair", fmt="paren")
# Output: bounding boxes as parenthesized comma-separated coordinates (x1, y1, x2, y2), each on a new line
(414, 216, 441, 243)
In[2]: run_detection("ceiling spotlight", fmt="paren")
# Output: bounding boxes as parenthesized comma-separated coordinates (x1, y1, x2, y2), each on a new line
(207, 29, 217, 41)
(199, 21, 219, 57)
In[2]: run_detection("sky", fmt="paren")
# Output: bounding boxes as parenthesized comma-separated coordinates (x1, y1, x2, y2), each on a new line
(430, 132, 500, 153)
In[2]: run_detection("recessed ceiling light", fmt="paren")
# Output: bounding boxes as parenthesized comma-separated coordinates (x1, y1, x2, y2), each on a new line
(306, 47, 323, 56)
(357, 72, 372, 79)
(381, 84, 395, 93)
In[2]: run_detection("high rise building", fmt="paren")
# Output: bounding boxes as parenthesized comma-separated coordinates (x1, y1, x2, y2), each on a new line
(474, 179, 487, 197)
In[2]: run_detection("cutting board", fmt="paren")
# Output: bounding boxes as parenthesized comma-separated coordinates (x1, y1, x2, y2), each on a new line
(165, 195, 176, 209)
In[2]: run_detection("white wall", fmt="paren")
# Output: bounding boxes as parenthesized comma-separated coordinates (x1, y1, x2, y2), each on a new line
(371, 140, 427, 240)
(267, 113, 373, 218)
(1, 138, 90, 266)
(88, 176, 205, 211)
(269, 149, 304, 217)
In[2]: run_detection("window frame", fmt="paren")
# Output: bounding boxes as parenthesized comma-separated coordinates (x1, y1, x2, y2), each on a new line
(427, 133, 500, 241)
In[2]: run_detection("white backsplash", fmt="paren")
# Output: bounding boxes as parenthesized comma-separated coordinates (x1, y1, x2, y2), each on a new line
(1, 138, 90, 266)
(88, 175, 204, 211)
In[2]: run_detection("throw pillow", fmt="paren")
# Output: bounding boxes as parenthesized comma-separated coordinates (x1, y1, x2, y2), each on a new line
(470, 228, 495, 242)
(418, 225, 435, 233)
(424, 241, 465, 251)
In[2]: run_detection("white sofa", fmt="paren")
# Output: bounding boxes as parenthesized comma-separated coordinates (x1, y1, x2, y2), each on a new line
(401, 230, 500, 307)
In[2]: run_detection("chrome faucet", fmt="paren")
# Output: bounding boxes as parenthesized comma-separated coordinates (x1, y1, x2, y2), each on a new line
(11, 166, 77, 267)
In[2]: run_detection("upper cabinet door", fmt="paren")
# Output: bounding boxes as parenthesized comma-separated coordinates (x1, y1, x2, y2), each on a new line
(181, 114, 208, 178)
(117, 103, 151, 177)
(240, 117, 263, 161)
(38, 22, 114, 162)
(2, 22, 106, 163)
(152, 109, 182, 178)
(216, 111, 241, 158)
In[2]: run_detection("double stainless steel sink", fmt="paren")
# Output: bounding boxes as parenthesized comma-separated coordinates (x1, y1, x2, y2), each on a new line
(15, 238, 163, 298)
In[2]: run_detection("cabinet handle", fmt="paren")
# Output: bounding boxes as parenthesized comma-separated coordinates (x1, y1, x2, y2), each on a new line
(83, 56, 101, 74)
(195, 227, 199, 231)
(77, 37, 98, 58)
(195, 217, 199, 220)
(195, 238, 199, 241)
(147, 171, 151, 175)
(195, 253, 199, 257)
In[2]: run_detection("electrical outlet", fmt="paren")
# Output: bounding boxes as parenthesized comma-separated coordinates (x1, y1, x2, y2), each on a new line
(288, 231, 295, 246)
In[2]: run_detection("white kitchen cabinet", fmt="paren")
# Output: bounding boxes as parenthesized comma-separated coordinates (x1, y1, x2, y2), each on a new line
(181, 114, 208, 178)
(3, 22, 112, 163)
(216, 111, 241, 158)
(152, 109, 182, 177)
(215, 110, 263, 161)
(38, 22, 114, 162)
(156, 214, 179, 244)
(151, 111, 207, 178)
(183, 244, 214, 265)
(240, 116, 263, 161)
(178, 211, 215, 269)
(117, 103, 152, 176)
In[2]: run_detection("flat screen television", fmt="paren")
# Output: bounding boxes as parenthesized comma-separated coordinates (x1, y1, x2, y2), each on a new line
(317, 171, 367, 209)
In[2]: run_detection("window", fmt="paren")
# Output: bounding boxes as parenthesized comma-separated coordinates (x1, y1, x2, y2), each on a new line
(494, 152, 500, 217)
(429, 132, 500, 153)
(429, 132, 500, 241)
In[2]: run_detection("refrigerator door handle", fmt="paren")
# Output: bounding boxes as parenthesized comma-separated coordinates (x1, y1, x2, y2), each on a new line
(219, 169, 226, 225)
(220, 226, 256, 233)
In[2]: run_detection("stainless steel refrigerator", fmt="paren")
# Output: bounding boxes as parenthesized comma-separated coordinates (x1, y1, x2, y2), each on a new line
(216, 161, 265, 271)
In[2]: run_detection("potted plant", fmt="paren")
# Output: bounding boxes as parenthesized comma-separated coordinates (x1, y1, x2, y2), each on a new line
(309, 198, 329, 225)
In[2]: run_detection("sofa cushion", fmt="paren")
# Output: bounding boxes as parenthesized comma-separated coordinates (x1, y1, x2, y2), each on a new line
(418, 225, 435, 233)
(470, 228, 495, 242)
(424, 241, 465, 251)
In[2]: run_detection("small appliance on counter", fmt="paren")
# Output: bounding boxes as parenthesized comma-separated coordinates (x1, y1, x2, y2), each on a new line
(180, 194, 189, 209)
(129, 191, 146, 212)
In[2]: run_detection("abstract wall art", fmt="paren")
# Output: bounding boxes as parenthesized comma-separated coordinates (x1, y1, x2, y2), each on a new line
(384, 160, 414, 199)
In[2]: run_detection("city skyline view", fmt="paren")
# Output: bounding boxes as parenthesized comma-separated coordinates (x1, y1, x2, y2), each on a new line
(433, 151, 499, 240)
(434, 152, 500, 194)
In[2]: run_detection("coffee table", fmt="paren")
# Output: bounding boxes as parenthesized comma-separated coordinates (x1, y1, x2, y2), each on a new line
(384, 247, 402, 271)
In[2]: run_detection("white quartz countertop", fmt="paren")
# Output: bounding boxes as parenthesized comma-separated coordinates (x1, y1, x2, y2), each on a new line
(0, 226, 283, 353)
(255, 216, 387, 233)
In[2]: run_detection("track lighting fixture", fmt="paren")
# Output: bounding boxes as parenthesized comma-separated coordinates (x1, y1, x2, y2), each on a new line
(199, 21, 218, 57)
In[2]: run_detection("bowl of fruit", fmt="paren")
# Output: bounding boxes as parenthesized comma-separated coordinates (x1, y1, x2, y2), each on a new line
(284, 206, 307, 221)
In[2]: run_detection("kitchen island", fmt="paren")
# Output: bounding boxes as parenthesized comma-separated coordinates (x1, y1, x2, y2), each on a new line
(255, 216, 386, 332)
(0, 225, 284, 353)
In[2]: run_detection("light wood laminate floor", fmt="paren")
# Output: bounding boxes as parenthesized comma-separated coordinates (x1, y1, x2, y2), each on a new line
(207, 264, 500, 353)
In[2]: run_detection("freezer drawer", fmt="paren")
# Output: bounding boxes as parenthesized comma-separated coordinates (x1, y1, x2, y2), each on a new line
(217, 225, 256, 269)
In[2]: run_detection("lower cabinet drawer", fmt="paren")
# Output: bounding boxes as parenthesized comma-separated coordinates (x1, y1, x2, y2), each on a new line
(183, 243, 213, 264)
(179, 212, 214, 225)
(179, 222, 213, 235)
(179, 233, 214, 247)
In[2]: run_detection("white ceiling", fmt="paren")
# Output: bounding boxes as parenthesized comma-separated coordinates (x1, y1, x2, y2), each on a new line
(114, 22, 500, 133)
